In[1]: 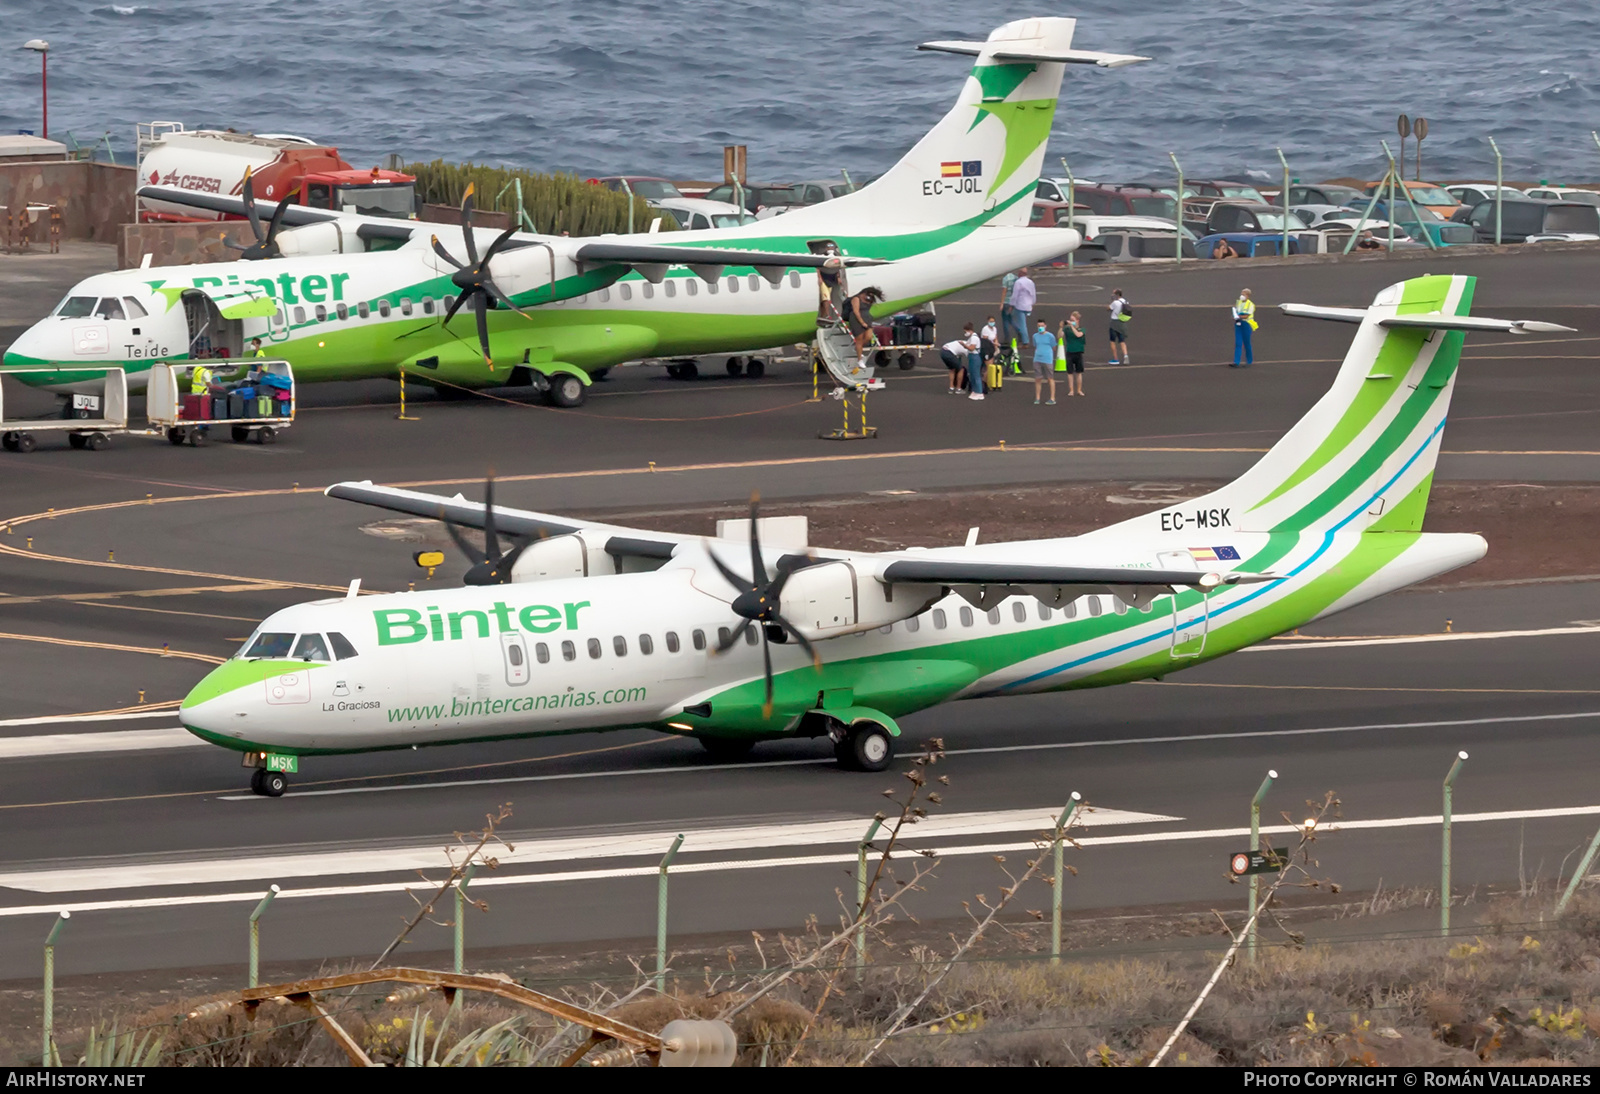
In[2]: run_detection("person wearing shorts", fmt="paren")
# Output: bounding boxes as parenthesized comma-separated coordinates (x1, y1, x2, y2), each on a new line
(1029, 319, 1057, 405)
(1108, 288, 1130, 364)
(1061, 312, 1086, 396)
(940, 326, 972, 393)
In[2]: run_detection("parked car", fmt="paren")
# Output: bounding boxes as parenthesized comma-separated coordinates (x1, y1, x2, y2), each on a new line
(1445, 184, 1527, 208)
(1524, 186, 1600, 207)
(589, 176, 685, 204)
(1285, 183, 1366, 208)
(1357, 200, 1477, 245)
(1054, 215, 1199, 263)
(1196, 232, 1300, 258)
(1029, 199, 1093, 227)
(750, 178, 859, 218)
(702, 183, 802, 216)
(1360, 180, 1466, 219)
(1463, 198, 1600, 243)
(1185, 179, 1269, 203)
(1292, 203, 1370, 227)
(1203, 202, 1309, 236)
(655, 197, 757, 231)
(1034, 181, 1177, 221)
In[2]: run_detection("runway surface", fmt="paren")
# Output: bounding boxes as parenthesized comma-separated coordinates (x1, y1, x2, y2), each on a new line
(1, 246, 1598, 982)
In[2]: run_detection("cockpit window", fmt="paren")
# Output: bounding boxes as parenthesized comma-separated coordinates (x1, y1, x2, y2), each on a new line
(122, 297, 149, 319)
(56, 296, 96, 318)
(328, 632, 359, 660)
(292, 633, 331, 662)
(243, 632, 295, 659)
(94, 297, 126, 321)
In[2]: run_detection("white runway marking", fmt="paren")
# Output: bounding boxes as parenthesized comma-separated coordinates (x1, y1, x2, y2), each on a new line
(0, 806, 1176, 893)
(1, 803, 1595, 918)
(1249, 624, 1600, 651)
(0, 710, 179, 729)
(0, 728, 198, 759)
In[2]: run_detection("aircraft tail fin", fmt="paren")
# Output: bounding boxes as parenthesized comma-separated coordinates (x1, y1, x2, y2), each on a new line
(1130, 275, 1572, 537)
(774, 18, 1147, 235)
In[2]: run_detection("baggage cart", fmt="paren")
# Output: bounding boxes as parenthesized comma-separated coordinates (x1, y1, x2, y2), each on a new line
(147, 360, 295, 447)
(0, 366, 132, 453)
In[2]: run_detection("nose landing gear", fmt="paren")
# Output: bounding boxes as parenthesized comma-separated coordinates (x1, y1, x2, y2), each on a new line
(250, 768, 288, 797)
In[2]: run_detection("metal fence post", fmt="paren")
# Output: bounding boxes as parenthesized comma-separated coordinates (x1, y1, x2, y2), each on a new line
(656, 834, 683, 992)
(248, 885, 279, 989)
(1248, 771, 1277, 962)
(1051, 792, 1083, 966)
(1556, 823, 1600, 916)
(1442, 751, 1468, 937)
(1168, 152, 1184, 268)
(1058, 156, 1076, 270)
(42, 911, 69, 1066)
(453, 866, 477, 975)
(855, 818, 884, 976)
(1488, 137, 1504, 246)
(1275, 148, 1290, 256)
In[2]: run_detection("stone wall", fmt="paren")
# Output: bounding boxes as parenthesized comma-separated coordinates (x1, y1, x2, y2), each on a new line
(118, 222, 255, 268)
(0, 161, 134, 244)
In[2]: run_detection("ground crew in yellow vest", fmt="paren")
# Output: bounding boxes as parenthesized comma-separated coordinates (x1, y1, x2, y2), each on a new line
(251, 337, 266, 358)
(190, 363, 214, 394)
(1231, 288, 1257, 369)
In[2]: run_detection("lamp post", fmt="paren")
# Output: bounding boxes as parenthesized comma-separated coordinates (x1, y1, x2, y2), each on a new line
(23, 40, 49, 140)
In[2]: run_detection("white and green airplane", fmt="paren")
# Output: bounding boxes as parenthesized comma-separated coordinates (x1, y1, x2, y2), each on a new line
(3, 17, 1146, 408)
(180, 273, 1570, 795)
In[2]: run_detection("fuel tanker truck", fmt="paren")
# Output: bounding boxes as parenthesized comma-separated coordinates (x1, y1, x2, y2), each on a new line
(136, 124, 416, 222)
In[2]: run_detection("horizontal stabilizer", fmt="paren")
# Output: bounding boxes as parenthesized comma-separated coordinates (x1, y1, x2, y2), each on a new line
(917, 41, 1150, 67)
(1281, 302, 1575, 336)
(881, 559, 1272, 589)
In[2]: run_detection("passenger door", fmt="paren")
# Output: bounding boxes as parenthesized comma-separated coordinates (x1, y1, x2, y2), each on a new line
(500, 631, 530, 687)
(1157, 550, 1209, 659)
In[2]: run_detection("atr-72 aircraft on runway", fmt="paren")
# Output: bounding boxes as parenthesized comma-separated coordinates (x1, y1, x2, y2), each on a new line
(3, 17, 1145, 407)
(179, 274, 1570, 795)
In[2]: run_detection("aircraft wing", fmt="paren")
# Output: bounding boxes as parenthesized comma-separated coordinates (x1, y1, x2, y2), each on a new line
(880, 559, 1271, 589)
(325, 481, 682, 561)
(138, 185, 342, 227)
(1281, 302, 1575, 335)
(573, 242, 887, 283)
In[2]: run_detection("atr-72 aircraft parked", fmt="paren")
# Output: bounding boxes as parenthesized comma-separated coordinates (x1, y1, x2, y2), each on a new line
(3, 17, 1146, 407)
(179, 274, 1569, 795)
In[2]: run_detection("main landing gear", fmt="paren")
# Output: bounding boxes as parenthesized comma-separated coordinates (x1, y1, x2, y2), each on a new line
(832, 722, 894, 772)
(250, 768, 287, 797)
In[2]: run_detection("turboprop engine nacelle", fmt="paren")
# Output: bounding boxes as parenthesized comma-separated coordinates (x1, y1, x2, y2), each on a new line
(779, 561, 941, 640)
(274, 222, 349, 257)
(509, 532, 619, 582)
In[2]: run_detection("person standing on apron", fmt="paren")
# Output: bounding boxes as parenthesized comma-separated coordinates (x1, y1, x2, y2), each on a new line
(1231, 288, 1257, 368)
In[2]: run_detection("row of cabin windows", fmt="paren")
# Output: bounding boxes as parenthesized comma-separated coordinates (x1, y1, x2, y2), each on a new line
(583, 270, 805, 305)
(283, 295, 455, 327)
(517, 624, 762, 665)
(510, 594, 1128, 667)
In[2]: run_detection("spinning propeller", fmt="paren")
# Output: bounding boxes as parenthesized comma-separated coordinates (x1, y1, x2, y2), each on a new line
(437, 475, 536, 585)
(222, 168, 289, 260)
(429, 184, 530, 367)
(706, 494, 821, 717)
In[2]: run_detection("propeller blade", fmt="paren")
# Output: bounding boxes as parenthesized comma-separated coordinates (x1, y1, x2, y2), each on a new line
(716, 616, 752, 653)
(497, 534, 537, 574)
(775, 615, 822, 668)
(240, 168, 264, 243)
(482, 476, 499, 561)
(747, 492, 768, 587)
(262, 191, 291, 246)
(460, 184, 480, 266)
(480, 225, 519, 265)
(473, 293, 493, 365)
(441, 517, 487, 566)
(440, 287, 471, 330)
(481, 278, 531, 319)
(706, 547, 753, 597)
(222, 238, 247, 251)
(760, 631, 774, 718)
(431, 235, 465, 269)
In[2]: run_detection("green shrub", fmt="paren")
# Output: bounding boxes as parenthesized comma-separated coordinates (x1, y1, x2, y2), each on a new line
(404, 160, 672, 235)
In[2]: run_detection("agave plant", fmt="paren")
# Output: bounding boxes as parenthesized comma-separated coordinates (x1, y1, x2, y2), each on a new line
(403, 160, 669, 237)
(399, 1005, 534, 1067)
(74, 1020, 165, 1067)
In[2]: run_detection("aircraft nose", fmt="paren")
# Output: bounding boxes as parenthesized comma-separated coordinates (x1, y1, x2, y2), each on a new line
(179, 661, 259, 745)
(3, 322, 52, 368)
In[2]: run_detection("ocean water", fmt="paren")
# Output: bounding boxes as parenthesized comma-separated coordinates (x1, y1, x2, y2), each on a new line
(2, 1, 1598, 187)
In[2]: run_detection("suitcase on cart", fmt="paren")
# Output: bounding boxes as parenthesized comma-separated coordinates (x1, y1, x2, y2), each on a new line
(228, 394, 245, 419)
(180, 393, 209, 420)
(211, 396, 229, 420)
(256, 395, 275, 417)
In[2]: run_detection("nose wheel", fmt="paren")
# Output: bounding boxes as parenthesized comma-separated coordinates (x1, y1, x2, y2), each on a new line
(250, 768, 288, 797)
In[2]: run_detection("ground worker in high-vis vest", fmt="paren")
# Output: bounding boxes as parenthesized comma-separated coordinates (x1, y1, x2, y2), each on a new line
(1231, 288, 1257, 368)
(190, 363, 214, 394)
